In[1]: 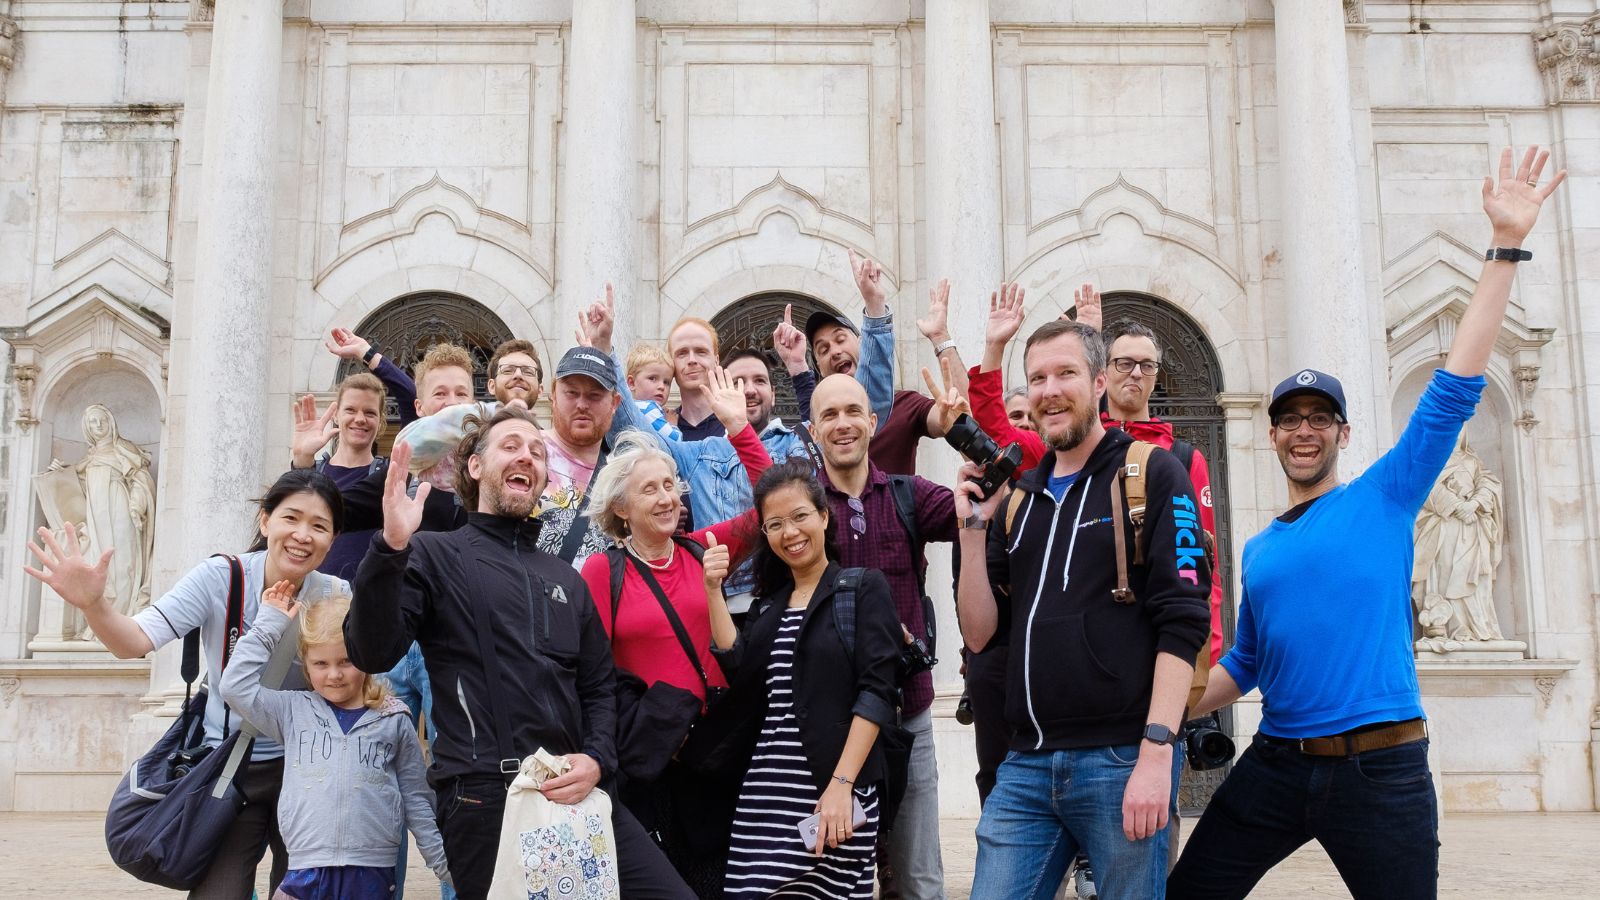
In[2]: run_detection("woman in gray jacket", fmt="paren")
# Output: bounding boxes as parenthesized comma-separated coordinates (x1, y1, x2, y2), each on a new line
(221, 585, 449, 899)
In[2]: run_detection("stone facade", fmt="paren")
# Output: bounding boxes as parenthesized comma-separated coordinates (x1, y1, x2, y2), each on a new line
(0, 0, 1596, 817)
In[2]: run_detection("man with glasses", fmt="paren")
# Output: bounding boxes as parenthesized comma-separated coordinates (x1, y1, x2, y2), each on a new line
(809, 371, 961, 900)
(1168, 146, 1565, 899)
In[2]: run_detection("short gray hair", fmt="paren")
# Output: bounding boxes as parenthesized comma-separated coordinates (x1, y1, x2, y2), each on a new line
(587, 429, 684, 540)
(1004, 385, 1028, 402)
(1022, 319, 1107, 379)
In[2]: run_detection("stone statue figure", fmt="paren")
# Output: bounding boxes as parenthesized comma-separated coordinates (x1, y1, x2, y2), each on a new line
(1412, 433, 1505, 642)
(43, 404, 157, 624)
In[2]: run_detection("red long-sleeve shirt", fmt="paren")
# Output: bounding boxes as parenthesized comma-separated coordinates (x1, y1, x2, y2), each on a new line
(967, 365, 1225, 664)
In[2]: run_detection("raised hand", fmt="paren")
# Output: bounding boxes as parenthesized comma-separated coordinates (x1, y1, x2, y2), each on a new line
(918, 278, 952, 345)
(291, 394, 336, 467)
(772, 304, 810, 375)
(921, 355, 971, 437)
(380, 442, 433, 551)
(985, 282, 1027, 347)
(261, 580, 301, 619)
(703, 365, 749, 435)
(847, 248, 888, 314)
(323, 327, 372, 363)
(1484, 145, 1566, 246)
(702, 532, 730, 587)
(24, 522, 112, 612)
(575, 283, 618, 354)
(1073, 282, 1102, 330)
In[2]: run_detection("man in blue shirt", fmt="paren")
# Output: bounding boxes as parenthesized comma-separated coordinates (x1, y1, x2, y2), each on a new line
(1168, 148, 1565, 899)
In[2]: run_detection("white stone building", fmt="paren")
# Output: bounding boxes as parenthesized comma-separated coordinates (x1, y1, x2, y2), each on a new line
(0, 0, 1596, 818)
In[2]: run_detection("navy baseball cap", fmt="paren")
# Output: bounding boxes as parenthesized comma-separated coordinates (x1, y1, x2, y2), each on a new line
(1268, 368, 1346, 421)
(804, 310, 859, 346)
(554, 347, 618, 392)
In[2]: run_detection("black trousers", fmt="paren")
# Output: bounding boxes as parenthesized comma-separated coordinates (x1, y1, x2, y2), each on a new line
(965, 643, 1010, 806)
(437, 774, 695, 900)
(188, 757, 287, 899)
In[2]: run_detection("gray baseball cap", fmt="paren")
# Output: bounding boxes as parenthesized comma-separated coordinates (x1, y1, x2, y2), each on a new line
(554, 347, 618, 392)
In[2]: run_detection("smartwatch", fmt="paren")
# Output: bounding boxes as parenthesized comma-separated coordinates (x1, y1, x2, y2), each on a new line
(361, 344, 380, 365)
(1142, 723, 1179, 747)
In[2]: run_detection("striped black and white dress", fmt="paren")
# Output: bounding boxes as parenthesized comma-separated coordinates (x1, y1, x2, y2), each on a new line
(724, 608, 879, 899)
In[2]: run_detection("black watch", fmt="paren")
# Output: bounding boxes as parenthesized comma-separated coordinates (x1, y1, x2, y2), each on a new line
(1142, 723, 1178, 746)
(362, 344, 380, 365)
(1485, 247, 1532, 262)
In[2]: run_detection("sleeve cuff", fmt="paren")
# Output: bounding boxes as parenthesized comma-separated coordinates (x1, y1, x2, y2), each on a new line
(1219, 655, 1258, 696)
(1156, 628, 1206, 664)
(850, 691, 897, 729)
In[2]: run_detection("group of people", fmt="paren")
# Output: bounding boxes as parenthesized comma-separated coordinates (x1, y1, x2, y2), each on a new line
(21, 147, 1563, 900)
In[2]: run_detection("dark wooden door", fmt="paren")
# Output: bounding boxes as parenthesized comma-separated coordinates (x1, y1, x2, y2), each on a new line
(710, 292, 841, 424)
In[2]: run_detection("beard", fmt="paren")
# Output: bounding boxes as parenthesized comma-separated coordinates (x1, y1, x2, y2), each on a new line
(1040, 404, 1096, 453)
(481, 473, 540, 519)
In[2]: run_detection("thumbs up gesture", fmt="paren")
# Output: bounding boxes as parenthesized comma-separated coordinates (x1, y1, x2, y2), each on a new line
(702, 532, 730, 589)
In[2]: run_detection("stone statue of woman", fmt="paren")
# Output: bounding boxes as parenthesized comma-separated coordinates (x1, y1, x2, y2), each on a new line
(1411, 433, 1505, 641)
(48, 404, 157, 619)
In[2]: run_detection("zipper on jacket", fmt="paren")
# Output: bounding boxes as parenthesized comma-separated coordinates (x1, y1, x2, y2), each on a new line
(1021, 475, 1093, 751)
(512, 531, 550, 642)
(457, 677, 478, 760)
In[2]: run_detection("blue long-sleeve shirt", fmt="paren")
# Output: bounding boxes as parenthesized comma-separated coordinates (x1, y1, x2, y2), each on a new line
(1221, 368, 1485, 738)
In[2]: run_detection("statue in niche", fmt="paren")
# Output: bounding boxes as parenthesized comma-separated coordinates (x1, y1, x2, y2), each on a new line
(39, 404, 157, 630)
(1411, 433, 1506, 643)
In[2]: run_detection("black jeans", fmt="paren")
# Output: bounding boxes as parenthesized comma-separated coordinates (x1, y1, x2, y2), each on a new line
(437, 774, 695, 900)
(965, 643, 1010, 806)
(188, 756, 287, 899)
(1167, 732, 1438, 900)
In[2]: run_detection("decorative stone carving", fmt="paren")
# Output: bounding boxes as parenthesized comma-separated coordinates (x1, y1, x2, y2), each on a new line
(0, 676, 18, 708)
(0, 12, 18, 72)
(1413, 435, 1524, 657)
(1344, 1, 1364, 26)
(38, 405, 157, 632)
(1513, 365, 1540, 431)
(1533, 14, 1600, 104)
(11, 362, 39, 431)
(1535, 675, 1558, 710)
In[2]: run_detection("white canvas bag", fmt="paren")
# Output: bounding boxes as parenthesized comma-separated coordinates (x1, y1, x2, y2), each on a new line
(488, 749, 621, 900)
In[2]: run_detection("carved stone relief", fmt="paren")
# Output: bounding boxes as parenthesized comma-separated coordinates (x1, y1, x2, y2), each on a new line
(1534, 14, 1600, 104)
(1413, 434, 1512, 649)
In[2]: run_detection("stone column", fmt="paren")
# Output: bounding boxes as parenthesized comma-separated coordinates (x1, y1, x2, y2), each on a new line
(558, 0, 637, 350)
(1273, 0, 1381, 474)
(924, 0, 1003, 360)
(0, 2, 17, 105)
(177, 0, 282, 562)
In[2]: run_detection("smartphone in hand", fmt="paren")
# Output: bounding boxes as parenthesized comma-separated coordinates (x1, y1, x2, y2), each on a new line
(797, 796, 868, 852)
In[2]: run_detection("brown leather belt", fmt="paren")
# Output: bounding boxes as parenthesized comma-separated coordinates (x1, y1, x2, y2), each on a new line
(1276, 719, 1428, 757)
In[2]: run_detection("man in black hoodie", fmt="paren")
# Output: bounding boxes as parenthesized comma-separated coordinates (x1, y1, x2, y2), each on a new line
(346, 404, 693, 900)
(954, 318, 1210, 900)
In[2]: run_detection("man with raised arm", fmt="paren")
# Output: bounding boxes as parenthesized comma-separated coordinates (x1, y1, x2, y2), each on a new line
(1166, 147, 1565, 900)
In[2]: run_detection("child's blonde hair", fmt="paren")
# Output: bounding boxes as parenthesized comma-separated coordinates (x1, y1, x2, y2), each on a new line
(625, 341, 673, 379)
(299, 596, 388, 710)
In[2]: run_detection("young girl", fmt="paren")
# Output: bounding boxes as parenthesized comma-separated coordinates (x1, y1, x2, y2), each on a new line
(220, 583, 450, 900)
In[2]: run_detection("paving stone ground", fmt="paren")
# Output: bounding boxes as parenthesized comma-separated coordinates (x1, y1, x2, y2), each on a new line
(2, 810, 1594, 897)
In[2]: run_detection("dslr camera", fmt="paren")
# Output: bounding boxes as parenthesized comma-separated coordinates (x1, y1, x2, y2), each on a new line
(897, 633, 938, 682)
(945, 414, 1024, 500)
(1183, 713, 1236, 771)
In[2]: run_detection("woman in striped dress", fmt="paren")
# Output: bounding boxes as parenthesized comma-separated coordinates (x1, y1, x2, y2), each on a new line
(704, 460, 903, 899)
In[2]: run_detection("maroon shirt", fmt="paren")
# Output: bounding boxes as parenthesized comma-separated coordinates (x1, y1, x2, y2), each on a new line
(819, 461, 957, 716)
(869, 389, 935, 476)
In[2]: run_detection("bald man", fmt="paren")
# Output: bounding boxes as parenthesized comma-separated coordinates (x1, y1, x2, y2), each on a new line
(810, 373, 958, 900)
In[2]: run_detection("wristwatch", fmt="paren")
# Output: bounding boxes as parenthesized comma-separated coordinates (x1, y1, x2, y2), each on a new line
(1485, 247, 1532, 262)
(1142, 723, 1179, 747)
(933, 338, 958, 357)
(960, 513, 987, 531)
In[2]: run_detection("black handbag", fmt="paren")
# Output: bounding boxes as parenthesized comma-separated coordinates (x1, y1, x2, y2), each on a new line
(103, 556, 300, 889)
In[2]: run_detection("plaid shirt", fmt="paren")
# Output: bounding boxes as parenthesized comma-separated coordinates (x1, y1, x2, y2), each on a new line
(820, 462, 958, 716)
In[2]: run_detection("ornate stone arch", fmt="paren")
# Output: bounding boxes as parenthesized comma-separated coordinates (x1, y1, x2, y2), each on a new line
(334, 292, 515, 419)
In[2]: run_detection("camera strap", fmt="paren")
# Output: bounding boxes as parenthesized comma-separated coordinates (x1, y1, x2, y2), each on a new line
(793, 422, 825, 473)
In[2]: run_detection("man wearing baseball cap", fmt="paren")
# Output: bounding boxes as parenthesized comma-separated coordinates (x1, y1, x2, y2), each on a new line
(1168, 148, 1565, 899)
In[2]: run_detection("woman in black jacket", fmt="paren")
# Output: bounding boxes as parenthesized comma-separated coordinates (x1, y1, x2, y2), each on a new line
(705, 460, 902, 900)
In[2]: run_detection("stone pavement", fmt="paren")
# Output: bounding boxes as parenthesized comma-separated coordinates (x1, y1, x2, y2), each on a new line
(2, 810, 1594, 897)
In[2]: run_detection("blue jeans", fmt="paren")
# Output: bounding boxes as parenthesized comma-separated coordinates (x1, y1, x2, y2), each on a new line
(971, 744, 1184, 900)
(381, 643, 454, 900)
(1167, 732, 1437, 900)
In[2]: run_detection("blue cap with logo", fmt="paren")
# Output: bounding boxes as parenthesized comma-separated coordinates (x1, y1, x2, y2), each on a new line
(1268, 368, 1346, 421)
(554, 346, 618, 392)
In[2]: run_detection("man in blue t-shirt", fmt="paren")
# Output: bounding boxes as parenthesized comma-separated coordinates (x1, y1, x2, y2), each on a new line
(1167, 148, 1565, 899)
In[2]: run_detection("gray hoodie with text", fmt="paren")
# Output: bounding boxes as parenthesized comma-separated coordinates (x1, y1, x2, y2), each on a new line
(220, 604, 449, 879)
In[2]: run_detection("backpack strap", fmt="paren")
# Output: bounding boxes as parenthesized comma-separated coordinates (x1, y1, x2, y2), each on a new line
(1170, 438, 1196, 475)
(830, 567, 868, 661)
(1001, 488, 1028, 542)
(885, 475, 933, 645)
(1108, 442, 1157, 604)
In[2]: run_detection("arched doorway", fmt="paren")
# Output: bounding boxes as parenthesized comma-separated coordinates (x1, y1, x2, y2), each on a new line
(335, 291, 514, 424)
(1102, 291, 1234, 814)
(709, 291, 839, 425)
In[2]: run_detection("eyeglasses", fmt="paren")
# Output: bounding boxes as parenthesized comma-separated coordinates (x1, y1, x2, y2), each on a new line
(497, 364, 541, 379)
(1111, 357, 1161, 376)
(846, 497, 866, 538)
(762, 507, 820, 536)
(1274, 412, 1340, 431)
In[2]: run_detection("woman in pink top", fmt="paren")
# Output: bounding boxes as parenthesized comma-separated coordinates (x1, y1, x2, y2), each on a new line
(578, 366, 772, 898)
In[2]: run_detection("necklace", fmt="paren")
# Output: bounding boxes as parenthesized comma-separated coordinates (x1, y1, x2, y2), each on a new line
(626, 537, 674, 570)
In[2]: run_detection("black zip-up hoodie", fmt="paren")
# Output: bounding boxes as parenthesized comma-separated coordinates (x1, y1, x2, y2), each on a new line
(986, 428, 1210, 752)
(346, 513, 617, 784)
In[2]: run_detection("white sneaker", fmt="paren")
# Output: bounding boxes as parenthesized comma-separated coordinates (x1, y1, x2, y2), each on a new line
(1073, 864, 1099, 900)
